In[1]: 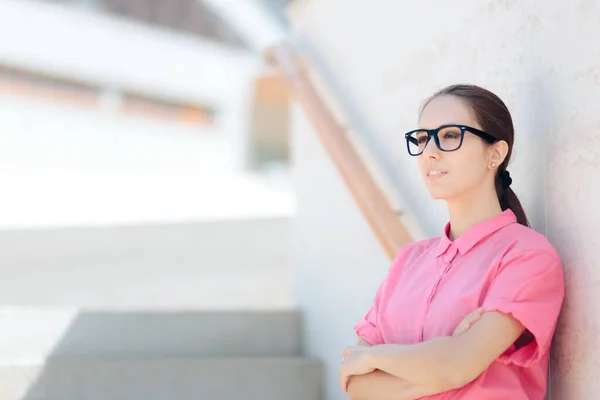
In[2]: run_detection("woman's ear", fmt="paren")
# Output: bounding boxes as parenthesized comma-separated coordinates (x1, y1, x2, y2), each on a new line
(489, 140, 509, 168)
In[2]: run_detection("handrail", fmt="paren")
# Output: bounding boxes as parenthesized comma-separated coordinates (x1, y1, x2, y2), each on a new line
(265, 43, 413, 260)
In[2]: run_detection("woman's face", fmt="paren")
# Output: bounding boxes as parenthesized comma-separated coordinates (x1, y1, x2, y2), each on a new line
(417, 95, 496, 201)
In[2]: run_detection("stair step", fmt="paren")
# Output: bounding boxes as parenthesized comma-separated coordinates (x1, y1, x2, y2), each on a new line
(0, 308, 303, 362)
(0, 218, 292, 309)
(0, 357, 323, 400)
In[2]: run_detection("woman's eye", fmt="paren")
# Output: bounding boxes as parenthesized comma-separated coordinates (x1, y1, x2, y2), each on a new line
(417, 136, 428, 144)
(443, 132, 460, 140)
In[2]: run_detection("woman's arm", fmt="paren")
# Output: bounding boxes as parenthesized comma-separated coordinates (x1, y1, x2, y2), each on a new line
(347, 370, 438, 400)
(349, 336, 433, 400)
(348, 336, 432, 400)
(344, 311, 524, 392)
(349, 338, 434, 400)
(346, 309, 485, 399)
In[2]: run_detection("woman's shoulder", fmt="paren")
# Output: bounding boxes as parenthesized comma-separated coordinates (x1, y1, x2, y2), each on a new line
(398, 236, 440, 255)
(390, 237, 442, 269)
(501, 223, 560, 261)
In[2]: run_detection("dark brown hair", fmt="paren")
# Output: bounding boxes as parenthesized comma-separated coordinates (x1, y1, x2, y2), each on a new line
(420, 84, 529, 227)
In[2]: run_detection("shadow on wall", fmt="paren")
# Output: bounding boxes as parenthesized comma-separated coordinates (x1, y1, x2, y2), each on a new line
(4, 310, 321, 400)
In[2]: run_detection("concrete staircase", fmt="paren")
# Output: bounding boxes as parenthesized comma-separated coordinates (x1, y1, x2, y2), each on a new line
(0, 217, 323, 399)
(0, 309, 323, 400)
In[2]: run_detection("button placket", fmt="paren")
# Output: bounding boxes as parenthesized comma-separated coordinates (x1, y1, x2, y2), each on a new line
(418, 246, 459, 341)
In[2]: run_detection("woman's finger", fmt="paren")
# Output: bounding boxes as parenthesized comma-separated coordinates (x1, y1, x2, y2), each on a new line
(340, 368, 348, 393)
(453, 307, 485, 336)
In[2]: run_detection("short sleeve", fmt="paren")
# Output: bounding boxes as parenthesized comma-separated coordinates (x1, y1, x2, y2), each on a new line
(354, 248, 407, 345)
(482, 250, 565, 367)
(354, 279, 384, 345)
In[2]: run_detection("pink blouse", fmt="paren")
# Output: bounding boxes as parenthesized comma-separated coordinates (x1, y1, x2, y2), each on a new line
(355, 209, 565, 399)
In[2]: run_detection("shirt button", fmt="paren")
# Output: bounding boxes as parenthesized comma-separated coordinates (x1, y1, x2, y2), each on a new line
(442, 245, 458, 264)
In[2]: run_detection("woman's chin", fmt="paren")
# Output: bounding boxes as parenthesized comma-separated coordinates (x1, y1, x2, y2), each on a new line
(427, 188, 453, 200)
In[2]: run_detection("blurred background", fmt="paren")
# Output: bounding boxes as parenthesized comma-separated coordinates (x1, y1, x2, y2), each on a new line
(0, 1, 305, 399)
(0, 1, 599, 399)
(0, 0, 294, 227)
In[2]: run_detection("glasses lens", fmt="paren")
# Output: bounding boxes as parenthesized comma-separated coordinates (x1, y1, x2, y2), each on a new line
(438, 126, 463, 151)
(407, 130, 429, 155)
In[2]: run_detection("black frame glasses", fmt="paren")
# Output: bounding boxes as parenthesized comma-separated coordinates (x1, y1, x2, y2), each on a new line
(404, 124, 497, 156)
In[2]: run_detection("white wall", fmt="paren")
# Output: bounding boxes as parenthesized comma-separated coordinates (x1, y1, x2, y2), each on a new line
(290, 1, 600, 399)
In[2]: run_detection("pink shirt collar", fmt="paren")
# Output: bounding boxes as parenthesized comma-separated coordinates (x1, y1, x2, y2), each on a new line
(436, 209, 518, 257)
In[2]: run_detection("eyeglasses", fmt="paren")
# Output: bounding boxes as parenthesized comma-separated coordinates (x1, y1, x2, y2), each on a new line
(404, 124, 497, 156)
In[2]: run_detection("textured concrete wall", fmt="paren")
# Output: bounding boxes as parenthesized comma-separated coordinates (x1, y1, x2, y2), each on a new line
(290, 1, 600, 399)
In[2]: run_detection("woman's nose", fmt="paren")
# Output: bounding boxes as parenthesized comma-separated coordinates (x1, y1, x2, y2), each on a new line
(422, 137, 440, 157)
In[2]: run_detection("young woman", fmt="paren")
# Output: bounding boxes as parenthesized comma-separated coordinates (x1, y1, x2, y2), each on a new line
(340, 84, 565, 400)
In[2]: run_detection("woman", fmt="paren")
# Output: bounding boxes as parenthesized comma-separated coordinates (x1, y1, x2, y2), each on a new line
(340, 84, 565, 400)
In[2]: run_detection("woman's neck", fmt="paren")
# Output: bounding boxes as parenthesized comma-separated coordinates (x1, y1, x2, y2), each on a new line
(446, 189, 503, 240)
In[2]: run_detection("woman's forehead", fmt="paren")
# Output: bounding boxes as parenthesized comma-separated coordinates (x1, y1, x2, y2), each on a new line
(419, 95, 478, 130)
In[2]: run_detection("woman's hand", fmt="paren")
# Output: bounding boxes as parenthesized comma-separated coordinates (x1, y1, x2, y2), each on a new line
(340, 345, 376, 393)
(453, 307, 484, 336)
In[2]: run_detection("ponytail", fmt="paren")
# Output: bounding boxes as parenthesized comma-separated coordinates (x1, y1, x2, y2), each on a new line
(496, 169, 529, 227)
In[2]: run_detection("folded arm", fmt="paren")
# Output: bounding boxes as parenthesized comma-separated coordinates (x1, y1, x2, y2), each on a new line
(347, 369, 438, 400)
(346, 309, 485, 400)
(346, 337, 441, 400)
(365, 311, 525, 391)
